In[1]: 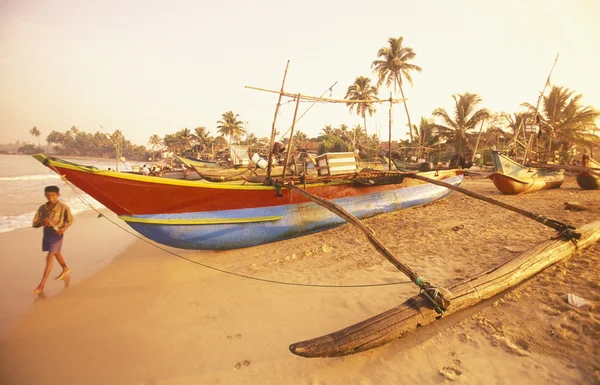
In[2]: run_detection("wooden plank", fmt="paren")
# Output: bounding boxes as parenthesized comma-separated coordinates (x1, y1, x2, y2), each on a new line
(245, 86, 406, 104)
(289, 221, 600, 358)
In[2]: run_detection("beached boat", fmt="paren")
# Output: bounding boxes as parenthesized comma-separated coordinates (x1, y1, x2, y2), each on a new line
(33, 154, 464, 250)
(174, 154, 223, 169)
(577, 157, 600, 190)
(489, 151, 564, 194)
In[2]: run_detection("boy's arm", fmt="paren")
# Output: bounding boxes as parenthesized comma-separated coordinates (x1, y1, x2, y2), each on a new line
(56, 205, 74, 235)
(32, 207, 44, 228)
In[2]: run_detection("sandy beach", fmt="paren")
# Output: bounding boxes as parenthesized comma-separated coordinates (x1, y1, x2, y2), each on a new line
(0, 175, 598, 385)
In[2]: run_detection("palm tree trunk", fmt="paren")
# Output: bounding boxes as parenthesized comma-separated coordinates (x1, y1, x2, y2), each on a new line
(363, 114, 368, 151)
(398, 85, 414, 142)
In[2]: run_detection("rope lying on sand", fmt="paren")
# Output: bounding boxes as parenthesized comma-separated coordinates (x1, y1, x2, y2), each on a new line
(47, 163, 412, 289)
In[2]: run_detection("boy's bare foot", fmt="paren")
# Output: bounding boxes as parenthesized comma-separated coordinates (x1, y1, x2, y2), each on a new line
(55, 268, 71, 280)
(32, 287, 44, 295)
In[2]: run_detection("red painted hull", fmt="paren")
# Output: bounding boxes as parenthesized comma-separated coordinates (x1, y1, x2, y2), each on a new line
(37, 155, 463, 216)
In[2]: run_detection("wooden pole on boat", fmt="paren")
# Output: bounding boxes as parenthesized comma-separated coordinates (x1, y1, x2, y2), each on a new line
(285, 183, 450, 313)
(388, 92, 393, 171)
(537, 54, 559, 154)
(404, 173, 580, 238)
(471, 120, 485, 163)
(290, 220, 600, 357)
(266, 60, 290, 181)
(281, 94, 302, 178)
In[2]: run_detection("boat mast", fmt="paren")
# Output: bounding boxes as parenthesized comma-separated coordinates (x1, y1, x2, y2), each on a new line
(388, 92, 393, 170)
(281, 94, 302, 179)
(266, 61, 290, 182)
(534, 54, 559, 158)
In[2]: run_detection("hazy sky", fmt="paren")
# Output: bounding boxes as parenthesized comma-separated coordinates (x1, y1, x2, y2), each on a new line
(1, 0, 599, 146)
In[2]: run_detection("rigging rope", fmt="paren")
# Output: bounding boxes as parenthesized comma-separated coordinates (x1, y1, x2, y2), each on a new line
(47, 162, 412, 289)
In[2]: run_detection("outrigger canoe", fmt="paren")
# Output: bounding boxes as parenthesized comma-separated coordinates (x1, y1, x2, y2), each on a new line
(174, 154, 223, 169)
(33, 154, 464, 250)
(577, 157, 600, 190)
(489, 151, 564, 194)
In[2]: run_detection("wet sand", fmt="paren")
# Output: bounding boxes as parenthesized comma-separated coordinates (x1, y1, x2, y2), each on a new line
(0, 175, 598, 384)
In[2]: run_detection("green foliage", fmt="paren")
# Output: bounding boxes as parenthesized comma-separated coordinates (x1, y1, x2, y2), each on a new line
(318, 135, 350, 155)
(45, 128, 149, 160)
(432, 92, 490, 154)
(216, 111, 245, 145)
(18, 144, 44, 155)
(372, 36, 422, 140)
(345, 76, 379, 139)
(522, 85, 600, 151)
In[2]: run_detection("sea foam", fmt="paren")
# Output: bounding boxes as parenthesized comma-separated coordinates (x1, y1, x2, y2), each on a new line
(0, 174, 60, 181)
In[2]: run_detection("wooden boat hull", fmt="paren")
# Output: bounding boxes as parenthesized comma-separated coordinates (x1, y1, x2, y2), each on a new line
(489, 172, 564, 194)
(174, 154, 223, 169)
(577, 158, 600, 190)
(490, 151, 564, 194)
(121, 174, 463, 249)
(577, 173, 599, 190)
(33, 154, 463, 250)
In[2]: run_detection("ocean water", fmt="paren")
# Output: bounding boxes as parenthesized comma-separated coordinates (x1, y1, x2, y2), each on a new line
(0, 154, 144, 233)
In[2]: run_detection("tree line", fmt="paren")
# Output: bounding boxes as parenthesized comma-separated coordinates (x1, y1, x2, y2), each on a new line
(23, 36, 599, 163)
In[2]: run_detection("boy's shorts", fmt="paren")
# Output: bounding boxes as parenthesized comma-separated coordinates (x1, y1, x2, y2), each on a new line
(42, 226, 64, 253)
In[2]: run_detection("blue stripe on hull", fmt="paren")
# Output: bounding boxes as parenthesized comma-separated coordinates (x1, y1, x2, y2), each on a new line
(126, 175, 463, 250)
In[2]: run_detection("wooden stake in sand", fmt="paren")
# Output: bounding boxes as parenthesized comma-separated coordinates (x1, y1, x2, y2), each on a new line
(290, 220, 600, 357)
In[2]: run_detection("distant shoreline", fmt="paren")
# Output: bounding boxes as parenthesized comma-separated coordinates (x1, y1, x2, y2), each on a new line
(1, 153, 145, 163)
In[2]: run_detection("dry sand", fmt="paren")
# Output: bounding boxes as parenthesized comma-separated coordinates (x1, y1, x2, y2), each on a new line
(0, 175, 598, 384)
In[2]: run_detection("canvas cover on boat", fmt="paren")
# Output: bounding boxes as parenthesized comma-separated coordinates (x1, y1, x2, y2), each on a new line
(230, 145, 250, 166)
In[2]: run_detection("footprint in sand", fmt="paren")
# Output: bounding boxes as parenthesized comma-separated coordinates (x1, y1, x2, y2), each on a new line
(234, 360, 251, 369)
(226, 333, 242, 340)
(439, 366, 462, 381)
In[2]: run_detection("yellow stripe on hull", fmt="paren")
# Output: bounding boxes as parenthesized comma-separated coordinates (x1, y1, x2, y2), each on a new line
(119, 215, 284, 225)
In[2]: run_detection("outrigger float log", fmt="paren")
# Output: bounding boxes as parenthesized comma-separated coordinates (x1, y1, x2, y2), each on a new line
(289, 220, 600, 357)
(282, 174, 598, 358)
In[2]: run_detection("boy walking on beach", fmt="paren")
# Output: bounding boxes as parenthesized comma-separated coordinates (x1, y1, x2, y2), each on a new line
(32, 186, 74, 294)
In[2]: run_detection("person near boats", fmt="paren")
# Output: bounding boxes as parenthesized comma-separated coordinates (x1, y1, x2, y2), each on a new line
(31, 185, 74, 294)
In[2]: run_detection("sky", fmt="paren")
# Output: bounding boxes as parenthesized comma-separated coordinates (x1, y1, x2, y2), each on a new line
(1, 0, 599, 146)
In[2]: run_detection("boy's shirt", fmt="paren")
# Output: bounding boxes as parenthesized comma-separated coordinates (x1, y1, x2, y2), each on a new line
(33, 202, 74, 229)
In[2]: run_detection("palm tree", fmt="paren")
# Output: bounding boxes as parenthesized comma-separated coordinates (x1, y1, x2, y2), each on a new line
(432, 92, 490, 154)
(372, 37, 422, 142)
(293, 131, 309, 142)
(192, 126, 214, 155)
(522, 86, 600, 151)
(216, 111, 245, 148)
(413, 117, 440, 149)
(345, 76, 379, 140)
(148, 134, 162, 161)
(320, 125, 334, 136)
(245, 133, 258, 148)
(504, 112, 528, 135)
(351, 124, 366, 148)
(177, 128, 194, 153)
(29, 126, 41, 147)
(338, 124, 352, 143)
